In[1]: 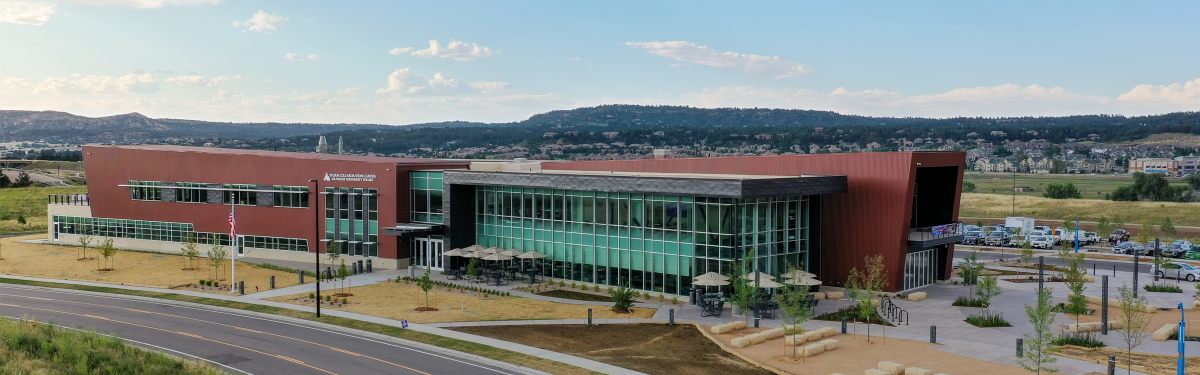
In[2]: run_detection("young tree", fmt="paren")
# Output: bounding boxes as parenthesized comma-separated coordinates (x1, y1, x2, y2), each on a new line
(467, 258, 480, 281)
(1160, 217, 1177, 240)
(727, 250, 758, 323)
(853, 254, 888, 342)
(337, 259, 350, 294)
(416, 268, 434, 309)
(1116, 284, 1153, 375)
(96, 238, 116, 270)
(959, 251, 984, 286)
(16, 215, 26, 228)
(77, 233, 93, 260)
(609, 281, 636, 313)
(1095, 216, 1113, 251)
(1059, 250, 1089, 330)
(207, 244, 228, 281)
(776, 265, 814, 359)
(1019, 235, 1035, 264)
(180, 233, 200, 270)
(1018, 286, 1058, 374)
(324, 241, 340, 281)
(1062, 218, 1078, 249)
(976, 274, 1001, 307)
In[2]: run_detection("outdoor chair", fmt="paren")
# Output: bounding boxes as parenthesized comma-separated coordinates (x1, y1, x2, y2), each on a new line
(701, 300, 725, 317)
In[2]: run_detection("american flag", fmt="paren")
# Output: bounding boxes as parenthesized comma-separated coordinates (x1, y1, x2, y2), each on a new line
(228, 205, 237, 239)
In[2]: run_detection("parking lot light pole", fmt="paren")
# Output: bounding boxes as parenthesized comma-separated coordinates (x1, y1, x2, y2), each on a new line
(309, 178, 321, 318)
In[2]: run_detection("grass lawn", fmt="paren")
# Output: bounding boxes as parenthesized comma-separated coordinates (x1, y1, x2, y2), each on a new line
(266, 280, 657, 323)
(0, 317, 222, 375)
(0, 235, 303, 293)
(963, 172, 1191, 199)
(0, 185, 88, 234)
(453, 324, 771, 375)
(0, 277, 599, 375)
(959, 193, 1200, 227)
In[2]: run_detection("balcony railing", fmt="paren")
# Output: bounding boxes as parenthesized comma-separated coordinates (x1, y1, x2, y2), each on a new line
(909, 222, 963, 242)
(48, 194, 89, 206)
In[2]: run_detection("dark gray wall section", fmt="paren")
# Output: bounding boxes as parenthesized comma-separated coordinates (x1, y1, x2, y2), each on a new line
(161, 182, 177, 202)
(443, 171, 846, 198)
(443, 184, 476, 269)
(256, 184, 274, 207)
(206, 183, 224, 204)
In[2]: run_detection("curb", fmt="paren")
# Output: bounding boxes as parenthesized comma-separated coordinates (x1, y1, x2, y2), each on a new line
(692, 321, 791, 375)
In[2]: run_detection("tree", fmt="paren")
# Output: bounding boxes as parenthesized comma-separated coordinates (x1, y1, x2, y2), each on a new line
(337, 259, 350, 294)
(994, 146, 1012, 157)
(207, 244, 228, 281)
(727, 250, 757, 323)
(467, 258, 480, 280)
(1116, 284, 1152, 375)
(180, 233, 200, 270)
(0, 173, 10, 188)
(976, 274, 1001, 307)
(77, 233, 93, 260)
(96, 238, 116, 271)
(1058, 248, 1088, 329)
(851, 254, 888, 342)
(1159, 217, 1177, 240)
(962, 181, 977, 193)
(12, 172, 31, 188)
(1043, 183, 1081, 199)
(1019, 235, 1035, 264)
(959, 251, 984, 286)
(16, 215, 26, 228)
(416, 268, 434, 309)
(324, 241, 340, 281)
(776, 265, 813, 359)
(1095, 216, 1113, 251)
(1049, 160, 1067, 174)
(609, 282, 636, 313)
(1042, 144, 1061, 158)
(1186, 174, 1200, 190)
(1018, 286, 1058, 374)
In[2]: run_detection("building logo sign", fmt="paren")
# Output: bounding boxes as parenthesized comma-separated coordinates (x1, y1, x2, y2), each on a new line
(324, 173, 377, 182)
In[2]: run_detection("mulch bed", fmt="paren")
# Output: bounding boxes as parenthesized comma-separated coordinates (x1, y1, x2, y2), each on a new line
(536, 289, 612, 302)
(451, 324, 773, 375)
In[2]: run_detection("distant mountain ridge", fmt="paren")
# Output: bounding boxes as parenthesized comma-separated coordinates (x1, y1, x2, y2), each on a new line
(0, 110, 388, 143)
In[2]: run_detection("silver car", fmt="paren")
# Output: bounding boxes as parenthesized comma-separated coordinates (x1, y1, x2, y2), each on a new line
(1153, 262, 1200, 282)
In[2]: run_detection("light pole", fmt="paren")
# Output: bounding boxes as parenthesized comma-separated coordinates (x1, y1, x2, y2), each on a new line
(308, 178, 321, 318)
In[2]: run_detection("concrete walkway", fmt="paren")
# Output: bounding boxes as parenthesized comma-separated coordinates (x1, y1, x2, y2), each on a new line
(0, 274, 645, 375)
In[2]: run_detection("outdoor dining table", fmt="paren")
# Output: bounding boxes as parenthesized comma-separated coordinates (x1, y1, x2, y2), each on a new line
(524, 268, 541, 284)
(489, 270, 505, 286)
(505, 266, 522, 280)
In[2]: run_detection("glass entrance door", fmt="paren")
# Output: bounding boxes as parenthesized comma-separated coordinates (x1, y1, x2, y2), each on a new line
(414, 238, 444, 271)
(903, 248, 938, 291)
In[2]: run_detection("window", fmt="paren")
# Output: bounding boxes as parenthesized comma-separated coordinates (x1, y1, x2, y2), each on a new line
(53, 216, 308, 251)
(273, 185, 310, 208)
(324, 187, 379, 257)
(129, 181, 163, 201)
(223, 184, 257, 206)
(410, 171, 444, 223)
(177, 182, 208, 203)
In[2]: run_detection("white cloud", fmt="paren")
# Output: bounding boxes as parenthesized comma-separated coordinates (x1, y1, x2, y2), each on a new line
(233, 10, 286, 33)
(338, 87, 362, 94)
(68, 0, 221, 8)
(164, 75, 245, 88)
(376, 68, 473, 95)
(394, 39, 494, 62)
(1118, 78, 1200, 107)
(32, 73, 159, 95)
(567, 56, 581, 62)
(3, 77, 32, 89)
(285, 53, 318, 61)
(0, 2, 56, 25)
(469, 81, 512, 94)
(625, 41, 812, 79)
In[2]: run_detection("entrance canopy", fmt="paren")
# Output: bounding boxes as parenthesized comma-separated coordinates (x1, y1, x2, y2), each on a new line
(382, 223, 443, 237)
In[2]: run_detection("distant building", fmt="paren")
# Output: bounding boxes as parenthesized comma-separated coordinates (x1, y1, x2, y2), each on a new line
(1128, 158, 1179, 175)
(315, 136, 329, 154)
(1014, 186, 1033, 192)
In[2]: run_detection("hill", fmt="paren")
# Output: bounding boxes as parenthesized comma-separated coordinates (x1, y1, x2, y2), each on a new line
(0, 110, 387, 143)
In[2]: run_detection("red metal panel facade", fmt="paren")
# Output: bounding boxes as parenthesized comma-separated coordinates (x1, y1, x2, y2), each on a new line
(543, 151, 966, 291)
(82, 145, 469, 260)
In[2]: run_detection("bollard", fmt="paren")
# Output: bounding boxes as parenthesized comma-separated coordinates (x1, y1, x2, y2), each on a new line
(754, 316, 760, 328)
(1038, 256, 1045, 291)
(270, 275, 275, 289)
(1113, 264, 1116, 277)
(299, 271, 305, 284)
(238, 281, 244, 295)
(366, 259, 372, 273)
(669, 309, 675, 326)
(1016, 338, 1023, 358)
(930, 325, 936, 343)
(588, 308, 593, 326)
(358, 260, 364, 275)
(1107, 354, 1116, 375)
(1093, 263, 1096, 275)
(1102, 275, 1109, 335)
(689, 288, 697, 305)
(1133, 252, 1140, 298)
(841, 316, 847, 334)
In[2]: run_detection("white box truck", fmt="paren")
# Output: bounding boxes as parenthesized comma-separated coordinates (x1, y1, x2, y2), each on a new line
(1004, 217, 1036, 236)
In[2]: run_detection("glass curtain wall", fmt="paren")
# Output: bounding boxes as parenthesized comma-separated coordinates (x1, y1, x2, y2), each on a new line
(410, 172, 444, 224)
(324, 187, 379, 257)
(474, 186, 809, 295)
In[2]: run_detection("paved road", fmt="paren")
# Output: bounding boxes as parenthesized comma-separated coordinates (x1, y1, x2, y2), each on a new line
(957, 247, 1156, 274)
(0, 284, 536, 375)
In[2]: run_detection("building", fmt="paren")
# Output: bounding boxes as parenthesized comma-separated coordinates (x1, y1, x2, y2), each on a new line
(49, 145, 966, 293)
(1128, 158, 1179, 175)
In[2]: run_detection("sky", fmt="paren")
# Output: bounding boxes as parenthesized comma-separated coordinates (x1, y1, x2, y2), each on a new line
(1, 0, 1199, 125)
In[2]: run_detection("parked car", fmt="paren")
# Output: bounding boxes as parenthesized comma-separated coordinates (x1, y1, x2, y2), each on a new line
(1029, 235, 1056, 249)
(962, 229, 983, 245)
(1034, 225, 1053, 234)
(1112, 241, 1144, 255)
(984, 232, 1006, 247)
(1167, 240, 1195, 258)
(1152, 262, 1200, 282)
(1187, 247, 1200, 261)
(1110, 229, 1131, 243)
(1084, 232, 1101, 245)
(1141, 242, 1160, 256)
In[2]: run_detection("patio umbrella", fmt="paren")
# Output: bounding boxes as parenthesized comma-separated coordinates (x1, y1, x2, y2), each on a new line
(499, 249, 525, 257)
(741, 271, 776, 281)
(517, 251, 547, 259)
(443, 248, 468, 257)
(783, 277, 822, 286)
(481, 253, 513, 262)
(483, 247, 502, 254)
(692, 276, 731, 287)
(779, 270, 817, 279)
(749, 279, 783, 288)
(460, 250, 483, 259)
(693, 272, 729, 283)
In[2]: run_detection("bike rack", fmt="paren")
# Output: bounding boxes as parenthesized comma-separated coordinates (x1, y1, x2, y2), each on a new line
(879, 297, 910, 325)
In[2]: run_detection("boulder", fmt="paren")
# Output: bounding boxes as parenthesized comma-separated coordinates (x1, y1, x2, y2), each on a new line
(1085, 295, 1103, 304)
(1108, 320, 1125, 330)
(710, 321, 748, 334)
(816, 326, 837, 338)
(1153, 323, 1178, 341)
(810, 292, 827, 300)
(817, 338, 840, 350)
(907, 292, 927, 301)
(878, 361, 906, 374)
(1145, 305, 1159, 313)
(1066, 322, 1101, 333)
(865, 370, 892, 375)
(731, 336, 751, 348)
(904, 368, 932, 375)
(1084, 275, 1095, 282)
(761, 327, 786, 340)
(801, 342, 825, 357)
(826, 291, 845, 299)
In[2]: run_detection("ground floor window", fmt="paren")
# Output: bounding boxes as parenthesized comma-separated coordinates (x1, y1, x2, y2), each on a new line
(53, 216, 308, 252)
(412, 236, 444, 270)
(903, 248, 939, 291)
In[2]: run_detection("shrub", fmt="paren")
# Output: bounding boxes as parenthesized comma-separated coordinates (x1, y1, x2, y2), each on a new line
(965, 313, 1011, 327)
(326, 295, 332, 302)
(1144, 282, 1183, 293)
(342, 298, 348, 305)
(670, 296, 679, 304)
(1044, 182, 1082, 199)
(610, 282, 636, 313)
(571, 282, 577, 288)
(198, 279, 206, 286)
(559, 280, 566, 287)
(593, 285, 600, 292)
(658, 294, 665, 302)
(953, 296, 987, 307)
(308, 293, 315, 299)
(1051, 332, 1105, 348)
(642, 291, 650, 299)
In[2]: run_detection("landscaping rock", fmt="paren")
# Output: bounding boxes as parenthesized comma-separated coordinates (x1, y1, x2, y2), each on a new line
(810, 292, 826, 300)
(825, 291, 844, 299)
(1153, 323, 1178, 341)
(801, 341, 825, 356)
(1083, 275, 1095, 282)
(731, 336, 751, 348)
(865, 370, 891, 375)
(711, 321, 748, 334)
(903, 367, 932, 375)
(817, 338, 839, 351)
(878, 361, 906, 374)
(906, 292, 927, 301)
(816, 327, 836, 338)
(761, 327, 786, 340)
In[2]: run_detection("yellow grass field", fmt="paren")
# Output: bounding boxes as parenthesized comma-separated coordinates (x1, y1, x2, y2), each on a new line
(267, 280, 657, 324)
(0, 235, 303, 293)
(960, 193, 1200, 227)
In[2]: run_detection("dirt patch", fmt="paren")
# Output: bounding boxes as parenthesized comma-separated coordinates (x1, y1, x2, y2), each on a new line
(1055, 345, 1200, 375)
(711, 327, 1027, 374)
(517, 284, 684, 305)
(0, 235, 302, 294)
(536, 289, 612, 302)
(266, 280, 656, 324)
(452, 324, 770, 375)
